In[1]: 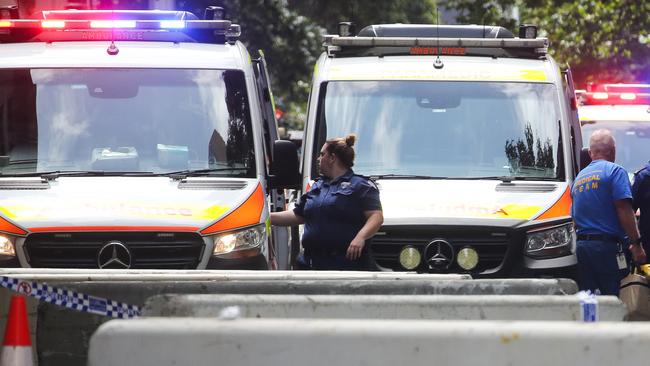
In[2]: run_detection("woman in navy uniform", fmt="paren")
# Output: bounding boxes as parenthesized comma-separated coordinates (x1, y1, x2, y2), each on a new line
(271, 134, 383, 270)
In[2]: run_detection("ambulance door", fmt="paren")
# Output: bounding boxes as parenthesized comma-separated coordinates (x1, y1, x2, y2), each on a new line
(561, 66, 583, 177)
(252, 50, 290, 269)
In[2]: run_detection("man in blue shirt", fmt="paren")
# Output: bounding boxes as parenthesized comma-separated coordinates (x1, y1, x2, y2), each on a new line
(633, 161, 650, 254)
(571, 129, 646, 295)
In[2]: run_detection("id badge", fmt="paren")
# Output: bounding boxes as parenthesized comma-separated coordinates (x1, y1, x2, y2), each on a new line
(616, 252, 627, 270)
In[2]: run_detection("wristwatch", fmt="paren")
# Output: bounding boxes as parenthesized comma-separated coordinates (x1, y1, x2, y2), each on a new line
(631, 237, 643, 246)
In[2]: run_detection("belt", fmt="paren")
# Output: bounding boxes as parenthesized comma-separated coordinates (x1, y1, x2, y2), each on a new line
(577, 234, 621, 242)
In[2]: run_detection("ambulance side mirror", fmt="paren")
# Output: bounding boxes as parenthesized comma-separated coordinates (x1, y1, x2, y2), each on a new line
(579, 147, 591, 171)
(270, 140, 301, 189)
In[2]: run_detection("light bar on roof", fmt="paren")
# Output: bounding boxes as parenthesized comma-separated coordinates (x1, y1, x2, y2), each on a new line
(325, 35, 549, 49)
(0, 18, 239, 44)
(1, 19, 230, 30)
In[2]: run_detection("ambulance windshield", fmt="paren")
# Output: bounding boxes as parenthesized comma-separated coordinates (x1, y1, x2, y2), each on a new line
(314, 81, 564, 180)
(0, 69, 255, 177)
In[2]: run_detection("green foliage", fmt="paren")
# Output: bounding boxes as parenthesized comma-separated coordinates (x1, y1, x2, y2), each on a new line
(521, 0, 649, 86)
(442, 0, 518, 30)
(442, 0, 650, 86)
(288, 0, 437, 33)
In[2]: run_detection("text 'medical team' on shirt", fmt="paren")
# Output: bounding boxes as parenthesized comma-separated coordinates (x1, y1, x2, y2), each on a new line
(571, 159, 632, 239)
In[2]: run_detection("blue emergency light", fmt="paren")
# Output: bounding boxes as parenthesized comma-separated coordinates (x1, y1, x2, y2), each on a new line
(0, 10, 240, 44)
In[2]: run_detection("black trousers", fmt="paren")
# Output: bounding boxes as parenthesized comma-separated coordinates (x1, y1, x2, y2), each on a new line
(297, 247, 378, 271)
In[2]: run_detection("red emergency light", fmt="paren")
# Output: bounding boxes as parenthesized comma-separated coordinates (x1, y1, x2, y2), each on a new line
(580, 83, 650, 106)
(0, 10, 241, 45)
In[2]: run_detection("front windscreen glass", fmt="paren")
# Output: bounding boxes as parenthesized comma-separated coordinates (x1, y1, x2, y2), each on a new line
(581, 120, 650, 175)
(0, 69, 255, 177)
(314, 81, 564, 180)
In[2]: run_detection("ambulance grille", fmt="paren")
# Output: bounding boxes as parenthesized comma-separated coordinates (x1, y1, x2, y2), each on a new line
(24, 232, 204, 269)
(371, 229, 510, 274)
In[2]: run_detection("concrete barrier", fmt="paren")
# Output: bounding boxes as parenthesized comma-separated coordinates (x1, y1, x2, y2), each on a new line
(0, 268, 471, 281)
(27, 277, 577, 366)
(88, 318, 650, 366)
(0, 268, 466, 364)
(143, 294, 627, 321)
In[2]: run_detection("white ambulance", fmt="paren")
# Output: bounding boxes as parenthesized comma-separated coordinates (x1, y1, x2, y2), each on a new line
(0, 8, 300, 269)
(299, 24, 583, 277)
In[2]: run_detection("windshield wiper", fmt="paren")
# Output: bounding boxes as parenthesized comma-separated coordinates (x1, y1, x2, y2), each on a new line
(454, 176, 560, 182)
(368, 174, 448, 180)
(1, 170, 155, 180)
(450, 176, 515, 182)
(163, 168, 249, 179)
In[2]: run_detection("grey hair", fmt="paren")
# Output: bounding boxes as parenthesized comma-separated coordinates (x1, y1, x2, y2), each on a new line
(589, 129, 616, 157)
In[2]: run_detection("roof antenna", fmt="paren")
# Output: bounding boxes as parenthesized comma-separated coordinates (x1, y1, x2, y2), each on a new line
(433, 7, 443, 69)
(107, 7, 119, 55)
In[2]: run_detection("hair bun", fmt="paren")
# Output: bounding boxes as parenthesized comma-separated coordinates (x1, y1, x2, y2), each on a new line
(345, 134, 356, 147)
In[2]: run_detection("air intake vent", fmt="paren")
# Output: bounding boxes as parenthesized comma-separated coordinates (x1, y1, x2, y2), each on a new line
(495, 183, 557, 193)
(178, 179, 247, 190)
(0, 179, 50, 190)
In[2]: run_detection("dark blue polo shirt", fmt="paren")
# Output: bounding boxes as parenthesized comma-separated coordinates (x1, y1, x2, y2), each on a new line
(633, 161, 650, 247)
(293, 169, 382, 252)
(571, 159, 632, 238)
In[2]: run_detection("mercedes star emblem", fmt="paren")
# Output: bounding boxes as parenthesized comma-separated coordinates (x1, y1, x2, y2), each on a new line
(424, 239, 455, 271)
(97, 241, 132, 269)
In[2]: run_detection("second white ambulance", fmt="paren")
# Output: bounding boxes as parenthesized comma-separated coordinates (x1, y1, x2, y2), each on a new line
(299, 24, 583, 277)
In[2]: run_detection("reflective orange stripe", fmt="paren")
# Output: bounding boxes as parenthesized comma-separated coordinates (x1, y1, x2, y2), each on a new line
(536, 186, 572, 220)
(201, 183, 265, 235)
(0, 216, 27, 236)
(28, 226, 199, 232)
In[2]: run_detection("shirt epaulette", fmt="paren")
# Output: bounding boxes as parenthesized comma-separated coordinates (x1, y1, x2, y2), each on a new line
(635, 165, 649, 176)
(355, 174, 379, 190)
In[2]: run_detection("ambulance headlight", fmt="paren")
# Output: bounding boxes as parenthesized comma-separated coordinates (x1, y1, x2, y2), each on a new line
(399, 246, 421, 270)
(0, 234, 16, 258)
(212, 224, 266, 255)
(525, 223, 573, 259)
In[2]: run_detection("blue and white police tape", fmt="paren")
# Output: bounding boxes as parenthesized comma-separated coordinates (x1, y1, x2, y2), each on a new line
(0, 276, 140, 319)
